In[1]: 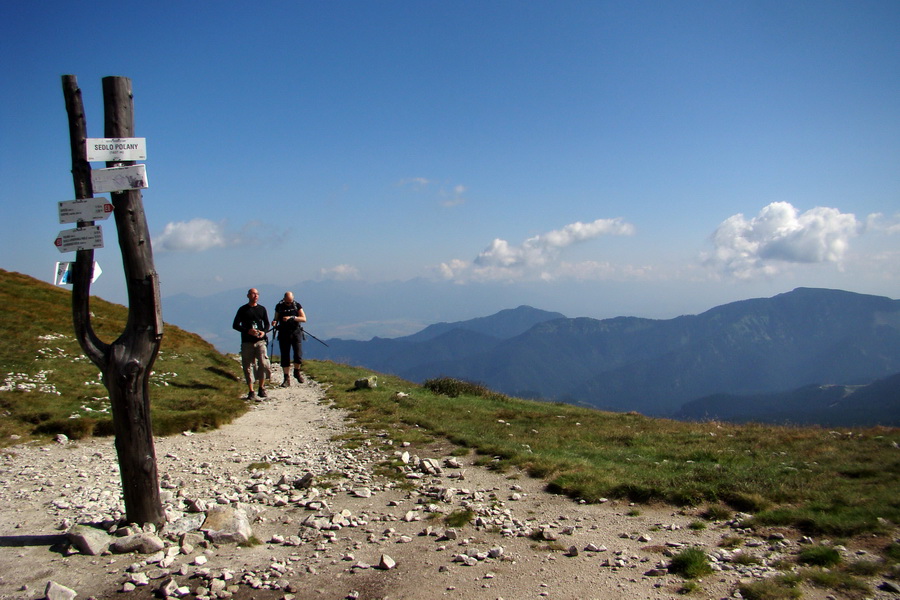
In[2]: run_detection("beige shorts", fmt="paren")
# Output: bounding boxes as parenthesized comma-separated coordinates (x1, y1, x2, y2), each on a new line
(240, 340, 271, 383)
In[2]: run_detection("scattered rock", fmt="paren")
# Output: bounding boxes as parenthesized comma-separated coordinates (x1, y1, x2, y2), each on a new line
(44, 581, 76, 600)
(354, 376, 378, 389)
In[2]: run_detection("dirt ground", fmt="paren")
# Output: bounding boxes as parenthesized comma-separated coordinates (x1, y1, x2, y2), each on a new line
(0, 378, 896, 600)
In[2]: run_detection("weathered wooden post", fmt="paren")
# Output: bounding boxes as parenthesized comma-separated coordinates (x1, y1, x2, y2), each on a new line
(61, 75, 165, 527)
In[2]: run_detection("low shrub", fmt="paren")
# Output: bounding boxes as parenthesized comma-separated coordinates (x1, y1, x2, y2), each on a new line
(668, 548, 712, 579)
(797, 545, 842, 567)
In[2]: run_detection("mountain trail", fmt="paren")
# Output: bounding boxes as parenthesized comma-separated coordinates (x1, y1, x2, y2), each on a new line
(0, 377, 893, 600)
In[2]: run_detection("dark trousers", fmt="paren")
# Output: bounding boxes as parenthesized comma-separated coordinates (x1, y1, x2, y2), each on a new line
(278, 331, 303, 367)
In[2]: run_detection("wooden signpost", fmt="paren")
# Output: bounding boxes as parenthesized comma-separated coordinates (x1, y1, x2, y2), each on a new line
(61, 74, 165, 527)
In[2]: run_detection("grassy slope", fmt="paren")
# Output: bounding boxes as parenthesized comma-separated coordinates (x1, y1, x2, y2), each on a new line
(305, 361, 900, 541)
(0, 268, 247, 442)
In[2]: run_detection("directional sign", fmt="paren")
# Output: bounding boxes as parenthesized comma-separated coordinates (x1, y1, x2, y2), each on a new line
(54, 225, 103, 253)
(91, 164, 149, 193)
(58, 197, 114, 224)
(86, 137, 147, 162)
(55, 261, 102, 285)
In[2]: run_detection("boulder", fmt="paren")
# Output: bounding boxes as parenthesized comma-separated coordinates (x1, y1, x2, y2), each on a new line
(110, 532, 166, 554)
(44, 581, 76, 600)
(202, 505, 252, 544)
(67, 524, 112, 556)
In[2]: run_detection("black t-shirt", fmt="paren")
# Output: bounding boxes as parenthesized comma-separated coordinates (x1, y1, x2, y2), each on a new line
(232, 303, 270, 344)
(275, 300, 303, 335)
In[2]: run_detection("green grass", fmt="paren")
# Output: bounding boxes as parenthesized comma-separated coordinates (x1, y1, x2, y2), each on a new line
(0, 268, 247, 444)
(444, 509, 475, 528)
(737, 575, 803, 600)
(305, 361, 900, 541)
(668, 548, 713, 579)
(797, 545, 842, 567)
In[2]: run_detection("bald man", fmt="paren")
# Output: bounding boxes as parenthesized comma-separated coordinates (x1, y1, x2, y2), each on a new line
(272, 291, 307, 386)
(232, 288, 271, 400)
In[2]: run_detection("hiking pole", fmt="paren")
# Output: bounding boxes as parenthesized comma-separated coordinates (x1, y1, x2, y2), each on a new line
(269, 322, 278, 358)
(300, 327, 329, 347)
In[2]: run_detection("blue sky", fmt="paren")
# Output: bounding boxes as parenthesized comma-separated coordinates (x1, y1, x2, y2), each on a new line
(2, 1, 899, 336)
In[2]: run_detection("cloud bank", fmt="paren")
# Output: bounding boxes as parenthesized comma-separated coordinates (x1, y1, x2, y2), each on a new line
(319, 264, 361, 281)
(704, 202, 864, 279)
(155, 218, 228, 252)
(438, 218, 636, 282)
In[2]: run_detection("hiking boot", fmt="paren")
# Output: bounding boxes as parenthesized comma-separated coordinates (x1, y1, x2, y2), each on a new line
(258, 387, 268, 399)
(280, 378, 291, 388)
(294, 369, 304, 383)
(246, 390, 256, 401)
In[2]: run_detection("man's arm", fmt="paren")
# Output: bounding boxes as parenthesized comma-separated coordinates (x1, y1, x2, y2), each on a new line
(232, 305, 246, 333)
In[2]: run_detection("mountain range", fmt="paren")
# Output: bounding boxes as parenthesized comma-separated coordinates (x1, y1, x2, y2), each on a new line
(306, 288, 900, 426)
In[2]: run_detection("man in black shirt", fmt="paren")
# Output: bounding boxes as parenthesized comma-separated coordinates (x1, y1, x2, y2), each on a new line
(272, 291, 306, 386)
(232, 288, 271, 400)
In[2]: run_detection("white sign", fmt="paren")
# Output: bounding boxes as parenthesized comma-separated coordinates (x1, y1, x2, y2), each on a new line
(55, 261, 102, 285)
(91, 164, 149, 193)
(58, 197, 114, 224)
(86, 137, 147, 162)
(54, 225, 104, 253)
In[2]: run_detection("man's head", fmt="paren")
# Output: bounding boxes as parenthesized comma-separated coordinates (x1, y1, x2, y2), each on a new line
(283, 292, 294, 303)
(247, 288, 260, 306)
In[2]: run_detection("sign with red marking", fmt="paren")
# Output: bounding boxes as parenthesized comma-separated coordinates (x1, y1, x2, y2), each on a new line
(58, 197, 114, 224)
(54, 225, 103, 253)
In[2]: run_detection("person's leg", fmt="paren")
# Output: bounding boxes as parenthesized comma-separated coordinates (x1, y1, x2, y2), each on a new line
(291, 334, 304, 382)
(240, 343, 255, 399)
(255, 341, 270, 397)
(279, 337, 291, 386)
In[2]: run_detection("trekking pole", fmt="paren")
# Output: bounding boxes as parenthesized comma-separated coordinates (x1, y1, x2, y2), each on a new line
(269, 322, 278, 358)
(300, 327, 329, 347)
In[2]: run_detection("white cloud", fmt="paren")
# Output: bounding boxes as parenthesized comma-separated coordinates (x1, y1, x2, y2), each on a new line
(319, 264, 361, 281)
(704, 202, 864, 279)
(438, 218, 636, 282)
(398, 177, 431, 190)
(399, 177, 467, 207)
(155, 218, 228, 252)
(866, 212, 900, 234)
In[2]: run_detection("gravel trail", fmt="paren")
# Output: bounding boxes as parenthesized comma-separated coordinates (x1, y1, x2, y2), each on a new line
(0, 378, 892, 600)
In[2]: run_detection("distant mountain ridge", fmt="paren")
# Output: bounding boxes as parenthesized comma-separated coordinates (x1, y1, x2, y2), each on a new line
(310, 306, 564, 377)
(307, 288, 900, 425)
(675, 373, 900, 427)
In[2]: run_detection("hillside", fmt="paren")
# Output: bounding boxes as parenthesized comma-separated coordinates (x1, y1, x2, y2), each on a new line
(308, 288, 900, 424)
(0, 268, 246, 442)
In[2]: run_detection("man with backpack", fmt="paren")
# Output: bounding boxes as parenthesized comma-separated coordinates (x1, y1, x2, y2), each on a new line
(272, 291, 306, 386)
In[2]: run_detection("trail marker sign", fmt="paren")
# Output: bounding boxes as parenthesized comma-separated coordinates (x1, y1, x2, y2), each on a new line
(86, 137, 146, 162)
(59, 197, 113, 224)
(55, 225, 104, 253)
(55, 261, 102, 285)
(91, 164, 149, 193)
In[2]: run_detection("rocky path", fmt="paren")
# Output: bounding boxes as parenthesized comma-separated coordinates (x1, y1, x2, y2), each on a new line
(0, 378, 895, 600)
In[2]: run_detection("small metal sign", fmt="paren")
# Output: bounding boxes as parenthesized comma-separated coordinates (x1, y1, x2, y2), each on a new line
(85, 137, 147, 162)
(55, 261, 102, 285)
(91, 164, 149, 193)
(54, 225, 104, 253)
(58, 197, 114, 224)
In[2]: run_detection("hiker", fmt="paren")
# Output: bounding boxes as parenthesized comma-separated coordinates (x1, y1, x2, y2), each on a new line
(232, 288, 271, 400)
(272, 291, 307, 386)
